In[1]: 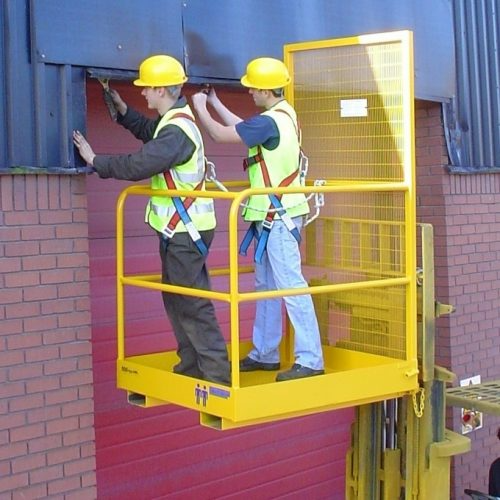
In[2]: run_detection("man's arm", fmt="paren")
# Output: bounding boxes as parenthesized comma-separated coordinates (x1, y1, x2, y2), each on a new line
(73, 125, 195, 181)
(192, 92, 242, 144)
(118, 107, 160, 143)
(206, 87, 241, 126)
(108, 88, 127, 116)
(108, 89, 159, 142)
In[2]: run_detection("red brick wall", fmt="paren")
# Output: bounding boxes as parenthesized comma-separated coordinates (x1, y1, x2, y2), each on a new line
(0, 175, 96, 498)
(415, 100, 500, 497)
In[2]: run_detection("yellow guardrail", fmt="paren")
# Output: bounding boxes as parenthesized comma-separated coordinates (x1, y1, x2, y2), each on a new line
(116, 180, 415, 390)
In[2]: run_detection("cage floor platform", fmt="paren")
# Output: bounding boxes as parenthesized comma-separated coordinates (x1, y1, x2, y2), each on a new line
(117, 344, 419, 429)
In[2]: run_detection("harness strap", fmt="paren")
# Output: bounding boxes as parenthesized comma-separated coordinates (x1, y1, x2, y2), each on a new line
(238, 223, 258, 258)
(243, 153, 263, 171)
(275, 108, 308, 185)
(170, 112, 195, 121)
(275, 108, 301, 143)
(159, 112, 208, 255)
(242, 109, 301, 171)
(161, 169, 208, 255)
(239, 147, 301, 262)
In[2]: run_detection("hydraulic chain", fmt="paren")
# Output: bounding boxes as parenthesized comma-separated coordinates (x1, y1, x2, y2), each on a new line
(412, 387, 425, 418)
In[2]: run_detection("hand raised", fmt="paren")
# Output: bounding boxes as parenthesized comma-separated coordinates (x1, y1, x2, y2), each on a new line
(72, 130, 96, 166)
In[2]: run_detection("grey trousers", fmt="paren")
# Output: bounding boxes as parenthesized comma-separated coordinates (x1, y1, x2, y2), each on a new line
(159, 230, 230, 385)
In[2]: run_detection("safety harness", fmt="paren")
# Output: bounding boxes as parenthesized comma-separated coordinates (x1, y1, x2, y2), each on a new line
(239, 108, 303, 263)
(159, 112, 208, 256)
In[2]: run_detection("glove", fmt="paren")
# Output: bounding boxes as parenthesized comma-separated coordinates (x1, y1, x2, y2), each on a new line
(102, 88, 118, 121)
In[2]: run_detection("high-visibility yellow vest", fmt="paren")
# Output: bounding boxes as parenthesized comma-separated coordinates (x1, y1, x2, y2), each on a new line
(243, 100, 309, 222)
(145, 105, 216, 234)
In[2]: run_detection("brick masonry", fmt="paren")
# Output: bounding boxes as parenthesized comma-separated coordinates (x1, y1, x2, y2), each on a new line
(0, 175, 96, 498)
(416, 100, 500, 497)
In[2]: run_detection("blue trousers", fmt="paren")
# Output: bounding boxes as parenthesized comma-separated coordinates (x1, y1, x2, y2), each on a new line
(246, 217, 324, 370)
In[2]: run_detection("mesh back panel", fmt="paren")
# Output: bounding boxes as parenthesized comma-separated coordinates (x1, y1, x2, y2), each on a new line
(286, 34, 414, 360)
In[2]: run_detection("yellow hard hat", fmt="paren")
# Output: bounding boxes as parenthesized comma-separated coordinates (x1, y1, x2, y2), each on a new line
(240, 57, 291, 89)
(134, 55, 187, 87)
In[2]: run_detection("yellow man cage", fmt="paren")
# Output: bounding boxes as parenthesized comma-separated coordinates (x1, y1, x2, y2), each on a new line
(115, 30, 419, 430)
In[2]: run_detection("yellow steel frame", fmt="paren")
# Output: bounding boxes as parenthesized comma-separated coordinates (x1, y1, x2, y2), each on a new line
(284, 30, 417, 364)
(115, 31, 419, 430)
(345, 225, 470, 499)
(116, 185, 416, 429)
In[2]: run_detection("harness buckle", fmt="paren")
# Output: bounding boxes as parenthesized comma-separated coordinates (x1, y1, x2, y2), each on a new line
(304, 180, 326, 227)
(205, 159, 216, 182)
(299, 151, 309, 186)
(262, 219, 274, 231)
(314, 179, 326, 208)
(161, 226, 176, 239)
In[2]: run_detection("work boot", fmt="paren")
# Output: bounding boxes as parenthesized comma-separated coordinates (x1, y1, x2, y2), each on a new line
(173, 361, 202, 379)
(275, 363, 324, 381)
(239, 357, 280, 372)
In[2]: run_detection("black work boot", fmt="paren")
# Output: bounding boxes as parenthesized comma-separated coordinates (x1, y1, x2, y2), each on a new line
(239, 357, 280, 372)
(275, 364, 324, 382)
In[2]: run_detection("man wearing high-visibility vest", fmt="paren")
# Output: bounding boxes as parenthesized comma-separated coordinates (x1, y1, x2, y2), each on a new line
(73, 54, 230, 386)
(193, 57, 324, 381)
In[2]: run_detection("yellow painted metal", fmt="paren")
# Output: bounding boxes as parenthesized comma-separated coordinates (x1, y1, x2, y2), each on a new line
(344, 221, 471, 498)
(435, 302, 455, 317)
(286, 30, 417, 369)
(117, 344, 417, 430)
(419, 223, 436, 382)
(424, 434, 471, 500)
(412, 389, 471, 499)
(356, 405, 380, 499)
(115, 183, 419, 427)
(114, 30, 420, 429)
(116, 188, 126, 361)
(382, 449, 402, 500)
(405, 394, 418, 499)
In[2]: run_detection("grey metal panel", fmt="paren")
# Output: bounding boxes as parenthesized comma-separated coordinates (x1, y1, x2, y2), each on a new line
(447, 0, 500, 170)
(0, 0, 465, 172)
(2, 0, 36, 168)
(31, 0, 454, 100)
(0, 0, 87, 172)
(36, 64, 87, 169)
(0, 3, 6, 167)
(30, 0, 184, 70)
(183, 0, 455, 101)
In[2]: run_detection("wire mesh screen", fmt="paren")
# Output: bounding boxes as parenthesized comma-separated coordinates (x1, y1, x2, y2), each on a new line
(292, 41, 405, 182)
(311, 284, 407, 359)
(287, 34, 414, 361)
(303, 191, 407, 360)
(305, 190, 406, 277)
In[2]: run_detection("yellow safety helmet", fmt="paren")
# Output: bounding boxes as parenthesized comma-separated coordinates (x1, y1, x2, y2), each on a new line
(134, 55, 187, 87)
(240, 57, 291, 90)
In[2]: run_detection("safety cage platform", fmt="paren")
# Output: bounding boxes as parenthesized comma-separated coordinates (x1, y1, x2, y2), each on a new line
(115, 31, 419, 429)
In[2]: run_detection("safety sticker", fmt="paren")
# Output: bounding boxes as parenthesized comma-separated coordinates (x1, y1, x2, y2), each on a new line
(195, 384, 209, 407)
(195, 384, 231, 407)
(340, 98, 368, 117)
(209, 387, 230, 399)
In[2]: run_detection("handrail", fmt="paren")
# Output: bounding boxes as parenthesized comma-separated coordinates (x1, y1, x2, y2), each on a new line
(116, 180, 414, 386)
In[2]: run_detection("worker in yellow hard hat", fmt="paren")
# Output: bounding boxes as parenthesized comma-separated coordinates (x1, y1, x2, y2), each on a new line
(192, 57, 324, 381)
(73, 54, 230, 385)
